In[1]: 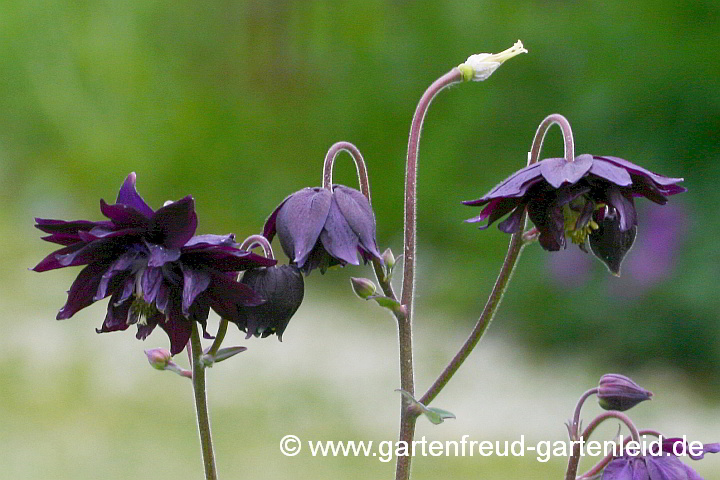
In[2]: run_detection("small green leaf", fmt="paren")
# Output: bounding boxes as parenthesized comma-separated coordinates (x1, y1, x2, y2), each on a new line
(424, 407, 456, 425)
(202, 346, 247, 366)
(395, 389, 456, 425)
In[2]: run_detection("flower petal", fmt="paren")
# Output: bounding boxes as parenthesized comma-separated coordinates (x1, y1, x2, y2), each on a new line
(146, 242, 181, 267)
(95, 250, 138, 300)
(57, 262, 110, 319)
(115, 172, 155, 218)
(100, 199, 152, 228)
(465, 163, 545, 205)
(275, 188, 332, 267)
(589, 157, 633, 186)
(320, 196, 360, 265)
(96, 294, 132, 333)
(607, 187, 637, 231)
(32, 243, 85, 272)
(539, 155, 593, 189)
(35, 218, 111, 235)
(333, 185, 381, 260)
(181, 246, 276, 271)
(596, 156, 684, 188)
(181, 266, 211, 316)
(183, 234, 236, 249)
(149, 196, 198, 248)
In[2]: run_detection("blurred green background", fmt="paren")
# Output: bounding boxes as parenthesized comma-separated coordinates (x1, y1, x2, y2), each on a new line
(2, 1, 719, 479)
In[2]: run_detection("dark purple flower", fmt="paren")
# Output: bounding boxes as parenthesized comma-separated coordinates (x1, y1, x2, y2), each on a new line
(464, 155, 686, 275)
(597, 374, 653, 411)
(603, 438, 720, 480)
(234, 264, 305, 340)
(33, 173, 275, 354)
(263, 185, 381, 274)
(603, 454, 702, 480)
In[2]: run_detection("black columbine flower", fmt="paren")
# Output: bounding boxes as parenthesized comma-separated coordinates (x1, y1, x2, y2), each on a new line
(33, 173, 275, 354)
(464, 155, 686, 275)
(263, 185, 381, 274)
(234, 264, 305, 340)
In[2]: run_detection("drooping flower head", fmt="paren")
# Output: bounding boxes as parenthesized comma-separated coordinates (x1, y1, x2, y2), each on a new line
(234, 264, 305, 340)
(33, 173, 275, 354)
(263, 185, 381, 274)
(464, 153, 686, 275)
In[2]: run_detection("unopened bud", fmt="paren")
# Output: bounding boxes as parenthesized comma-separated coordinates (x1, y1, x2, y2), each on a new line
(597, 373, 652, 411)
(459, 40, 527, 82)
(382, 248, 395, 270)
(145, 348, 172, 370)
(350, 277, 377, 299)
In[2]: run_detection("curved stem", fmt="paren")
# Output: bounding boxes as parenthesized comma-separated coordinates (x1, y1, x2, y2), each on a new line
(322, 141, 371, 201)
(240, 234, 274, 260)
(206, 319, 229, 358)
(566, 411, 640, 480)
(569, 388, 599, 440)
(529, 113, 575, 163)
(190, 323, 218, 480)
(394, 68, 464, 480)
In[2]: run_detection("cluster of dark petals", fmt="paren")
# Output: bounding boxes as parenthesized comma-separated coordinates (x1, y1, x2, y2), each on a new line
(464, 155, 686, 274)
(235, 264, 305, 340)
(263, 185, 381, 274)
(602, 439, 720, 480)
(33, 173, 275, 354)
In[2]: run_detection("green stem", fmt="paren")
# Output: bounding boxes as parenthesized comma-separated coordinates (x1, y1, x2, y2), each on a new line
(190, 323, 218, 480)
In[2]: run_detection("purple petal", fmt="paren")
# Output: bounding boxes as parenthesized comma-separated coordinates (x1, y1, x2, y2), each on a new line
(596, 156, 684, 188)
(465, 163, 545, 204)
(159, 314, 192, 355)
(32, 243, 85, 272)
(601, 457, 634, 480)
(465, 198, 523, 230)
(539, 155, 593, 189)
(589, 157, 633, 186)
(57, 262, 109, 319)
(645, 455, 689, 480)
(262, 195, 292, 242)
(320, 196, 360, 265)
(40, 233, 85, 246)
(55, 238, 123, 269)
(181, 266, 211, 316)
(95, 250, 138, 300)
(141, 267, 164, 304)
(497, 204, 527, 233)
(181, 246, 276, 272)
(275, 188, 332, 267)
(35, 218, 112, 235)
(146, 242, 181, 267)
(116, 172, 155, 218)
(607, 187, 637, 231)
(332, 185, 381, 260)
(183, 234, 236, 249)
(149, 196, 198, 248)
(100, 199, 152, 227)
(96, 294, 132, 333)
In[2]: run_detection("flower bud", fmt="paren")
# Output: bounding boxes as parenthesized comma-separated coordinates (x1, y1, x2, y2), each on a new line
(597, 373, 652, 411)
(350, 277, 377, 299)
(145, 348, 172, 370)
(382, 248, 395, 270)
(459, 40, 527, 82)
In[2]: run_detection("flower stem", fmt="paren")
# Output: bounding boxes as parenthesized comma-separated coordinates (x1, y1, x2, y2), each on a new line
(530, 113, 575, 163)
(206, 319, 228, 359)
(190, 323, 218, 480)
(392, 67, 464, 480)
(240, 234, 275, 260)
(565, 411, 640, 480)
(322, 141, 371, 200)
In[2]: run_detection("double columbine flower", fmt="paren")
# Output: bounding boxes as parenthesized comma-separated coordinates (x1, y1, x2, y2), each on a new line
(33, 173, 275, 354)
(465, 152, 686, 275)
(263, 185, 381, 274)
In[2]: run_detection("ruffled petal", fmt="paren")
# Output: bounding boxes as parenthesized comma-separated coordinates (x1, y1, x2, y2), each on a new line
(115, 172, 155, 218)
(149, 196, 198, 248)
(181, 266, 211, 316)
(56, 262, 110, 319)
